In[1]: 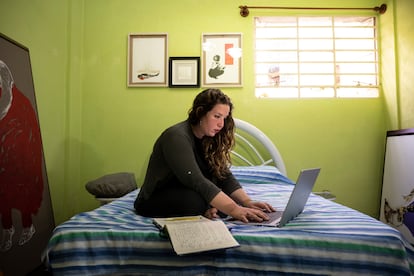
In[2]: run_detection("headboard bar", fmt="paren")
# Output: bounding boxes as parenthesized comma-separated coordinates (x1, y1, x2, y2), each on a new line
(231, 149, 255, 166)
(233, 118, 287, 176)
(234, 132, 266, 164)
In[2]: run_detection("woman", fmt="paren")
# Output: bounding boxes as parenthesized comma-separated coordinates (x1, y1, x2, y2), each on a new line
(134, 88, 274, 222)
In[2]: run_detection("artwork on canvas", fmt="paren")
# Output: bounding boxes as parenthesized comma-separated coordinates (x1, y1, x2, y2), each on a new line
(0, 33, 54, 275)
(380, 129, 414, 245)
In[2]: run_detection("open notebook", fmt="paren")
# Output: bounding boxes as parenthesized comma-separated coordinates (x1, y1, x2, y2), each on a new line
(153, 216, 239, 255)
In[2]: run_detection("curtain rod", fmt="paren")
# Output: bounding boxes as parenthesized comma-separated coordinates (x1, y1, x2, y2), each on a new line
(239, 4, 387, 17)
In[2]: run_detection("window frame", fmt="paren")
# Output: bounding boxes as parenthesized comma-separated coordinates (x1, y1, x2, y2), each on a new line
(254, 16, 380, 99)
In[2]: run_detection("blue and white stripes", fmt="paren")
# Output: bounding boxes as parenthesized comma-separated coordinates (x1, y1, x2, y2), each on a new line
(46, 166, 414, 275)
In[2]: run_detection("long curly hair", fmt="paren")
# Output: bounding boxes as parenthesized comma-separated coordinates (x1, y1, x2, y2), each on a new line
(188, 88, 235, 180)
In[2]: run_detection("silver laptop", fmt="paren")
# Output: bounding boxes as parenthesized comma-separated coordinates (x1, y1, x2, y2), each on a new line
(230, 168, 320, 227)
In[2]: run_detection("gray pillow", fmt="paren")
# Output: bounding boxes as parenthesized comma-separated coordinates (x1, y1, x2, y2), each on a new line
(85, 172, 137, 198)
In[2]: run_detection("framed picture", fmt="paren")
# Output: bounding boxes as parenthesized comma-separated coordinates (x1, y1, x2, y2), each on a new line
(169, 57, 200, 88)
(127, 33, 168, 87)
(380, 129, 414, 244)
(0, 33, 55, 275)
(202, 33, 242, 87)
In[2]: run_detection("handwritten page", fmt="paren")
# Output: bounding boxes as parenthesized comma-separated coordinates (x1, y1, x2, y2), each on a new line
(165, 220, 239, 255)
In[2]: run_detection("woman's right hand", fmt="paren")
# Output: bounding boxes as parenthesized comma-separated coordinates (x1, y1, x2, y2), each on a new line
(230, 205, 269, 223)
(210, 191, 270, 223)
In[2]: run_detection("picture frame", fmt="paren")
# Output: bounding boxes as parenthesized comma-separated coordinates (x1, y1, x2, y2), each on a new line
(202, 33, 242, 87)
(169, 57, 200, 88)
(127, 33, 168, 87)
(0, 32, 55, 275)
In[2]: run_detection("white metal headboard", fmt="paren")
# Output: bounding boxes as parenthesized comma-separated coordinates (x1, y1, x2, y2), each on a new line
(232, 118, 287, 176)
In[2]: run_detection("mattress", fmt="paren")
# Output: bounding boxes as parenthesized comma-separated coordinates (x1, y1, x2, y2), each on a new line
(46, 166, 414, 275)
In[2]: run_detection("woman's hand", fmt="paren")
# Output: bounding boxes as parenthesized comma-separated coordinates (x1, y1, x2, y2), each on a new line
(230, 189, 275, 214)
(209, 191, 272, 223)
(204, 207, 219, 219)
(231, 205, 270, 223)
(243, 200, 275, 213)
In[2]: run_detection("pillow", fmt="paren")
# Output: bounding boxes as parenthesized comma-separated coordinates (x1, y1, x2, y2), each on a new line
(230, 165, 294, 185)
(85, 172, 137, 198)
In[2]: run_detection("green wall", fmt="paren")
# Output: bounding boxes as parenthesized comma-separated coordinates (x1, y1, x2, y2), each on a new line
(2, 0, 412, 225)
(393, 0, 414, 128)
(381, 0, 414, 130)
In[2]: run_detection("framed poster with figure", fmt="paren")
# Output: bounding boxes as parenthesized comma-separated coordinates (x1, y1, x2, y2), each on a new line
(0, 33, 55, 275)
(202, 33, 242, 87)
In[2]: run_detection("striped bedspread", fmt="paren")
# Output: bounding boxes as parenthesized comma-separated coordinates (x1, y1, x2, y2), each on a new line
(46, 166, 414, 275)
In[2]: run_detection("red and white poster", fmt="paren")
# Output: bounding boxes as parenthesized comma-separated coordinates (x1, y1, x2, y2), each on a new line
(0, 33, 55, 275)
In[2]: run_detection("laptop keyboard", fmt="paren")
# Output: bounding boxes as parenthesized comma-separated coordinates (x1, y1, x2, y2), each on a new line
(260, 211, 283, 224)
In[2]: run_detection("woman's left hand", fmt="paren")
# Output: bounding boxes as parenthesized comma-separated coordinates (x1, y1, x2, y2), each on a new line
(204, 207, 219, 219)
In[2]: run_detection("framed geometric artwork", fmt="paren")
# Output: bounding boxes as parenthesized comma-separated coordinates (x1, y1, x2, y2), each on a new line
(168, 57, 200, 88)
(201, 33, 242, 87)
(127, 33, 168, 87)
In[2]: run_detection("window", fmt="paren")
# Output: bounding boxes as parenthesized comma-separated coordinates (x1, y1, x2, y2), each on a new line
(255, 16, 379, 98)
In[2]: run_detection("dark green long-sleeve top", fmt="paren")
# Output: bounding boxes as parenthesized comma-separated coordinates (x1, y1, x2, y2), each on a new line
(135, 120, 242, 204)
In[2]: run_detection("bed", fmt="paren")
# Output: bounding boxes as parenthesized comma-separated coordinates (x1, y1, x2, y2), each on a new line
(45, 119, 414, 275)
